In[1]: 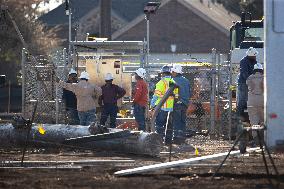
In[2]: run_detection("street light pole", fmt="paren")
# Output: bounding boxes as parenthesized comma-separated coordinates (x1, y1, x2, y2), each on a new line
(65, 0, 72, 65)
(143, 1, 161, 70)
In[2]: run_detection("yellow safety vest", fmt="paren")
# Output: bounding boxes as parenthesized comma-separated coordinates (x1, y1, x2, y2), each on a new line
(154, 77, 175, 110)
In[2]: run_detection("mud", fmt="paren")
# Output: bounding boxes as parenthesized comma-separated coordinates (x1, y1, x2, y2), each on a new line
(0, 135, 283, 189)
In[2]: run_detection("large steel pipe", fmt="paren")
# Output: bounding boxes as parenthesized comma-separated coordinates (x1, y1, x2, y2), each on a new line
(0, 124, 162, 157)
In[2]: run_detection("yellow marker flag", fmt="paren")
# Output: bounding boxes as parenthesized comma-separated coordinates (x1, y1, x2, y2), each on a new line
(195, 146, 199, 156)
(38, 124, 46, 135)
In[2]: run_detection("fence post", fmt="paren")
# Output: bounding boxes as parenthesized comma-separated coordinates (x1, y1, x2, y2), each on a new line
(21, 48, 26, 117)
(210, 49, 217, 136)
(228, 56, 233, 142)
(217, 54, 222, 136)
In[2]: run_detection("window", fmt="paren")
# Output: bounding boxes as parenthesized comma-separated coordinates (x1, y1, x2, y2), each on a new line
(114, 61, 121, 68)
(244, 28, 264, 41)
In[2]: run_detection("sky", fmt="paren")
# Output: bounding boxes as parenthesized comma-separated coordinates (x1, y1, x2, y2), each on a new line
(38, 0, 63, 13)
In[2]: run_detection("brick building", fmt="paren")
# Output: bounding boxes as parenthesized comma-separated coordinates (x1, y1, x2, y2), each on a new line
(39, 0, 240, 54)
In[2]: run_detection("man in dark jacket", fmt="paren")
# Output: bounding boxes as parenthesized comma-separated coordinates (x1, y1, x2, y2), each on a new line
(171, 64, 190, 144)
(99, 73, 126, 128)
(62, 68, 79, 125)
(237, 47, 258, 118)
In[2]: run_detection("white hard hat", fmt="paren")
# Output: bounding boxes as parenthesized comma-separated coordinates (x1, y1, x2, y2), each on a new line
(171, 64, 183, 74)
(79, 71, 90, 80)
(246, 47, 258, 57)
(105, 73, 114, 81)
(135, 68, 146, 79)
(68, 68, 77, 75)
(254, 63, 263, 70)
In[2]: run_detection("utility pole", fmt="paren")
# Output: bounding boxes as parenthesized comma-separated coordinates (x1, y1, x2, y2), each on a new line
(99, 0, 112, 40)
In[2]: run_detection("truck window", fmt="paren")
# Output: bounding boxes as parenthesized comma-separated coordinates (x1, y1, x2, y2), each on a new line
(244, 28, 264, 41)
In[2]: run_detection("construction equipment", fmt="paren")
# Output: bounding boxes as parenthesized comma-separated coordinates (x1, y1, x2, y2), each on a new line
(230, 12, 264, 88)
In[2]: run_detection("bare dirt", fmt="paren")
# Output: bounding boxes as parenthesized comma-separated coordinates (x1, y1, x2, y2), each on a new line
(0, 135, 284, 189)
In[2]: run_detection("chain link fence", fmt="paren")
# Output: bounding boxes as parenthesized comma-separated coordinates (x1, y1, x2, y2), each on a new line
(22, 48, 237, 140)
(22, 49, 68, 124)
(183, 53, 237, 140)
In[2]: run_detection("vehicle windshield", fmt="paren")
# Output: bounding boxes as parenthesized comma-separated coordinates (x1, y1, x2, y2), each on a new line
(244, 27, 264, 41)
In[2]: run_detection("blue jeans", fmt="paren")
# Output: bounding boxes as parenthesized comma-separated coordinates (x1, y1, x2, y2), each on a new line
(100, 104, 118, 128)
(134, 104, 146, 131)
(66, 108, 80, 125)
(155, 110, 172, 142)
(78, 109, 96, 126)
(172, 103, 187, 138)
(237, 83, 248, 116)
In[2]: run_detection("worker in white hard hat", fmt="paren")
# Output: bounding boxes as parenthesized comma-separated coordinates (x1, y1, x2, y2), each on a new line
(171, 64, 191, 144)
(133, 68, 148, 131)
(98, 73, 126, 128)
(237, 47, 258, 120)
(62, 68, 79, 124)
(58, 71, 102, 126)
(246, 63, 264, 142)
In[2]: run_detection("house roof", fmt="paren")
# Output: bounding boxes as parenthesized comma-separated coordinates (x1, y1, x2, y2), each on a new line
(39, 0, 150, 26)
(112, 0, 240, 39)
(181, 0, 240, 33)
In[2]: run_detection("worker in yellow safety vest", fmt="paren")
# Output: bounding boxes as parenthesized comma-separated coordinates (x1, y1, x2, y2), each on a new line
(150, 65, 176, 143)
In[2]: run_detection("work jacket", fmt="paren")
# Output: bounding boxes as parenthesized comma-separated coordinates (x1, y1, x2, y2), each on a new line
(62, 80, 77, 110)
(99, 84, 126, 105)
(150, 76, 174, 112)
(172, 74, 190, 107)
(59, 80, 102, 112)
(238, 56, 257, 84)
(246, 72, 264, 107)
(133, 79, 148, 107)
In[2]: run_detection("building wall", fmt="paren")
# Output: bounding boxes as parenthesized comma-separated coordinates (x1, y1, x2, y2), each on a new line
(114, 0, 230, 53)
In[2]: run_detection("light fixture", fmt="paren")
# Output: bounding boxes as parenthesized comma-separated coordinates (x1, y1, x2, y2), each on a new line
(65, 0, 70, 16)
(144, 1, 161, 15)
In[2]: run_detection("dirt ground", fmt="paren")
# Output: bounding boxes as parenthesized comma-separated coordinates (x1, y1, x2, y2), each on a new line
(0, 136, 284, 189)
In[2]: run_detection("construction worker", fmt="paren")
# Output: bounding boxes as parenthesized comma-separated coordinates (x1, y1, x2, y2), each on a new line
(99, 73, 126, 128)
(171, 64, 190, 144)
(58, 71, 102, 126)
(62, 68, 79, 125)
(133, 68, 148, 131)
(247, 63, 264, 140)
(237, 47, 258, 119)
(150, 65, 174, 143)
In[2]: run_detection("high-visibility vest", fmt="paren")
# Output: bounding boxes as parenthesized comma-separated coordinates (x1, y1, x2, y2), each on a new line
(154, 77, 175, 110)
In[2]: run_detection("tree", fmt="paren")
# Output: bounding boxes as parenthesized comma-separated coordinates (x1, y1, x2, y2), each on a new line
(0, 0, 59, 83)
(217, 0, 263, 20)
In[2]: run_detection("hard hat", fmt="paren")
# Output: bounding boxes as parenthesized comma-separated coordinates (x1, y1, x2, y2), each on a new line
(254, 63, 263, 70)
(171, 64, 183, 74)
(246, 47, 258, 57)
(105, 73, 114, 81)
(160, 65, 171, 73)
(79, 71, 90, 80)
(68, 68, 77, 75)
(135, 68, 146, 79)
